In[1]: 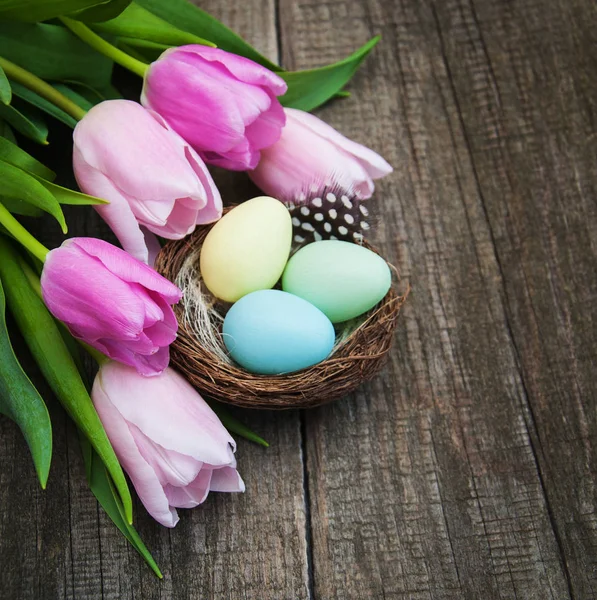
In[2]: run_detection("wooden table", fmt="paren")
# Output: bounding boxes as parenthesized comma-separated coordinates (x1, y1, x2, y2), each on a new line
(1, 0, 596, 598)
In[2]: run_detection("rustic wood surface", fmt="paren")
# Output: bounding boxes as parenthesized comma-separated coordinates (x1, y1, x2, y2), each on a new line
(1, 0, 596, 598)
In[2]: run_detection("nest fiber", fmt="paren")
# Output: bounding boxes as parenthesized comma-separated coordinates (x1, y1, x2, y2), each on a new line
(155, 207, 406, 409)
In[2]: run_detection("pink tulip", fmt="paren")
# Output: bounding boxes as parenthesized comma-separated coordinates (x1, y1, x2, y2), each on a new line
(73, 100, 222, 264)
(249, 108, 393, 202)
(141, 45, 288, 171)
(41, 238, 182, 377)
(92, 361, 244, 527)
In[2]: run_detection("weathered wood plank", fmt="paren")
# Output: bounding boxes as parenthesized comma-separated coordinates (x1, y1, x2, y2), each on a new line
(0, 2, 311, 599)
(432, 0, 597, 596)
(1, 0, 596, 598)
(0, 370, 73, 600)
(278, 0, 583, 597)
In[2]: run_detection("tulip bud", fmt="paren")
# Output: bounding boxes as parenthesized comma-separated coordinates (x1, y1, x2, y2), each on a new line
(73, 100, 222, 264)
(249, 108, 393, 202)
(92, 362, 244, 527)
(41, 238, 182, 377)
(141, 45, 288, 171)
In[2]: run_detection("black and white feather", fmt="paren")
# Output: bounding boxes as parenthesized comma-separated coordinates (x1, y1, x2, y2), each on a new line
(283, 180, 373, 246)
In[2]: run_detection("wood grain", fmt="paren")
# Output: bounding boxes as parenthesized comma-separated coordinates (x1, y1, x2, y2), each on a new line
(1, 0, 596, 598)
(279, 0, 595, 597)
(0, 2, 310, 600)
(432, 1, 597, 596)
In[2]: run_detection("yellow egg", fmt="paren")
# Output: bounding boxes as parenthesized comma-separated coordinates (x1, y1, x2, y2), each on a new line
(200, 197, 292, 302)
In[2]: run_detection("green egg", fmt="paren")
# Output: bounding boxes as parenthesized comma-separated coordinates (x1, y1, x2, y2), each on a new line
(282, 240, 392, 323)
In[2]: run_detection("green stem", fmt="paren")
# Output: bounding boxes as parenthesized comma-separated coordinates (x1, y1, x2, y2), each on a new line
(60, 17, 149, 79)
(0, 203, 48, 262)
(18, 255, 42, 296)
(0, 56, 87, 122)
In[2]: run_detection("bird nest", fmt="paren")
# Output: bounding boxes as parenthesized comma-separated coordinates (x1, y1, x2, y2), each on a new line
(154, 206, 407, 409)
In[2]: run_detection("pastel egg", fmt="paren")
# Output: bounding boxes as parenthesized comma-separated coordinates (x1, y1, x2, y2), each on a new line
(223, 290, 335, 375)
(282, 240, 392, 323)
(200, 197, 292, 302)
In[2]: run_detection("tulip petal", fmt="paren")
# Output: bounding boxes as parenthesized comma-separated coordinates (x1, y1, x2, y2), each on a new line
(96, 340, 170, 377)
(163, 469, 213, 509)
(151, 293, 179, 332)
(42, 246, 146, 340)
(92, 373, 179, 527)
(285, 108, 393, 178)
(203, 148, 260, 171)
(74, 100, 217, 241)
(144, 320, 177, 347)
(162, 485, 196, 509)
(249, 116, 374, 202)
(99, 363, 236, 464)
(143, 57, 247, 153)
(145, 197, 199, 239)
(141, 227, 162, 268)
(74, 100, 210, 205)
(128, 283, 164, 328)
(244, 92, 287, 150)
(184, 148, 223, 224)
(43, 237, 180, 378)
(210, 467, 246, 493)
(172, 46, 288, 96)
(131, 423, 203, 487)
(142, 47, 286, 170)
(73, 148, 150, 263)
(70, 238, 182, 304)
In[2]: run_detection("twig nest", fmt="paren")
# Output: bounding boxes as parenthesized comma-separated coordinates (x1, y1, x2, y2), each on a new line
(155, 206, 407, 409)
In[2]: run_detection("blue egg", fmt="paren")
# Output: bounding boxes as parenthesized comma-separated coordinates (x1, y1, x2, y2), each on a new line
(223, 290, 336, 375)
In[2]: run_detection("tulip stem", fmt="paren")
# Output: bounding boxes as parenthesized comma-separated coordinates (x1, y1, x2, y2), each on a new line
(60, 17, 149, 79)
(0, 56, 87, 122)
(0, 203, 49, 263)
(17, 256, 42, 296)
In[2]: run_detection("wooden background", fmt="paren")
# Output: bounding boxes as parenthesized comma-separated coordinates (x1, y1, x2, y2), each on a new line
(1, 0, 596, 598)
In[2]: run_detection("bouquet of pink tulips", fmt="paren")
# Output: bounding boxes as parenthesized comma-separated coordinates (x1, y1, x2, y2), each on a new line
(0, 0, 391, 575)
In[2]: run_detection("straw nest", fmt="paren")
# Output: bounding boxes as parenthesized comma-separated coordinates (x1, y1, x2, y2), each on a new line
(154, 206, 407, 409)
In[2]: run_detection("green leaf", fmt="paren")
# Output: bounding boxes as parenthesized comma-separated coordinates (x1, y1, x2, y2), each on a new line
(10, 82, 78, 129)
(135, 0, 278, 69)
(0, 64, 11, 105)
(0, 100, 48, 144)
(35, 179, 109, 206)
(0, 0, 122, 22)
(53, 83, 96, 112)
(0, 239, 134, 524)
(0, 22, 113, 88)
(71, 0, 132, 23)
(118, 37, 169, 51)
(58, 321, 89, 382)
(118, 39, 170, 63)
(0, 275, 52, 488)
(62, 81, 122, 107)
(0, 118, 17, 144)
(94, 83, 123, 100)
(0, 136, 55, 180)
(80, 435, 162, 577)
(279, 37, 380, 111)
(0, 197, 43, 217)
(207, 401, 269, 447)
(0, 161, 66, 231)
(94, 2, 214, 48)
